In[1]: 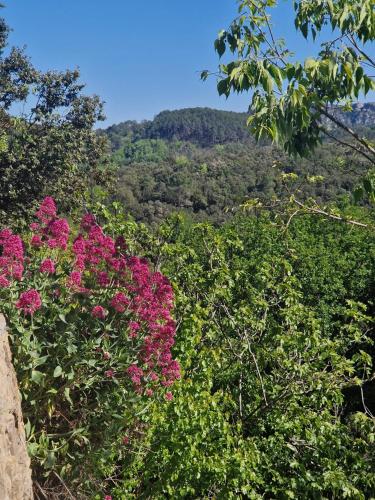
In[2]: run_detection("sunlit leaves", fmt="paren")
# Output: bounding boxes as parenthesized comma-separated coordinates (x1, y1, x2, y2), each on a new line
(207, 0, 375, 161)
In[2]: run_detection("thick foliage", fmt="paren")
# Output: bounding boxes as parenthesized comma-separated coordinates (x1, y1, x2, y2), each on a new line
(110, 138, 368, 224)
(0, 198, 180, 496)
(207, 0, 375, 164)
(101, 108, 251, 149)
(102, 105, 375, 152)
(94, 209, 374, 499)
(0, 14, 110, 226)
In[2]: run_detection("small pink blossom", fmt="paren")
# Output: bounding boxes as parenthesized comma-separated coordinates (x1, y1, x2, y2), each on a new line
(110, 292, 130, 313)
(30, 235, 43, 248)
(16, 289, 42, 315)
(35, 197, 57, 223)
(92, 305, 107, 319)
(11, 262, 24, 281)
(104, 370, 114, 378)
(165, 391, 173, 401)
(103, 351, 111, 360)
(0, 275, 10, 288)
(68, 271, 82, 287)
(81, 213, 97, 232)
(46, 218, 70, 250)
(127, 364, 144, 386)
(97, 271, 110, 287)
(128, 321, 140, 338)
(122, 436, 130, 445)
(39, 258, 56, 274)
(0, 228, 12, 240)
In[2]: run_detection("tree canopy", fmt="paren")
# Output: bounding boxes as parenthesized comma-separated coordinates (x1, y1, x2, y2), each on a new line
(0, 11, 110, 226)
(203, 0, 375, 164)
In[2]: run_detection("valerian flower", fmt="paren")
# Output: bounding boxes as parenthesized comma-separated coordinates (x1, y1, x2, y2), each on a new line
(16, 289, 42, 315)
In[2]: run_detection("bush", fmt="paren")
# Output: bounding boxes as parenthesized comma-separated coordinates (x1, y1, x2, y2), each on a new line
(109, 214, 375, 499)
(0, 198, 180, 496)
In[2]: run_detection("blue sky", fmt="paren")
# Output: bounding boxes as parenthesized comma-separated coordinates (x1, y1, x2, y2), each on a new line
(3, 1, 345, 126)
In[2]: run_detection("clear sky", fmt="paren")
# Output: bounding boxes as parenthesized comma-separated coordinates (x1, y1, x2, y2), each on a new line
(2, 1, 360, 126)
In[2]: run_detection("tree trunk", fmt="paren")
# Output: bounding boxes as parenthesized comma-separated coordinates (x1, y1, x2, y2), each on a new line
(0, 314, 33, 499)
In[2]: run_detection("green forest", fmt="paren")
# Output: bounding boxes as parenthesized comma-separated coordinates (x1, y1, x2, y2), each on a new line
(0, 1, 375, 499)
(101, 107, 373, 224)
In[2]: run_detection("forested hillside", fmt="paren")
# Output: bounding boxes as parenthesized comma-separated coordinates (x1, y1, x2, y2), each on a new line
(101, 107, 373, 223)
(102, 104, 375, 150)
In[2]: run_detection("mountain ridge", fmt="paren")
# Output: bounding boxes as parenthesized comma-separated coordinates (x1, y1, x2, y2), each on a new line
(102, 103, 375, 149)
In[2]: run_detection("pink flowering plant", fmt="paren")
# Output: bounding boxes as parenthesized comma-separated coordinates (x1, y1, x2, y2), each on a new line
(0, 197, 180, 488)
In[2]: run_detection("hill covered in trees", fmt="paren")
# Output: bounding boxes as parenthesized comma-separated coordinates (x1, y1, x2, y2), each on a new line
(101, 106, 373, 224)
(102, 104, 375, 150)
(101, 107, 251, 149)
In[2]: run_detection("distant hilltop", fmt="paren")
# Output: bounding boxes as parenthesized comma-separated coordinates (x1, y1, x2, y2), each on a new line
(101, 103, 375, 149)
(328, 102, 375, 128)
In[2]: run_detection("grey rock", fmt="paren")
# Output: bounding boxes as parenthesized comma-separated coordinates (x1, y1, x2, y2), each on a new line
(0, 314, 33, 500)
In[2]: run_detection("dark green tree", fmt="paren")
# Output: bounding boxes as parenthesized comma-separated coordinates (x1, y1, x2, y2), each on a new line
(0, 11, 109, 225)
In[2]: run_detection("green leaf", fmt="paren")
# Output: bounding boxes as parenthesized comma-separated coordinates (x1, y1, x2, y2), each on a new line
(217, 78, 229, 97)
(31, 370, 45, 385)
(24, 419, 31, 438)
(304, 58, 317, 71)
(343, 62, 353, 80)
(44, 451, 56, 469)
(363, 178, 373, 194)
(355, 66, 364, 84)
(53, 365, 63, 378)
(64, 387, 73, 405)
(58, 313, 67, 324)
(300, 22, 308, 39)
(286, 65, 296, 81)
(214, 38, 226, 57)
(200, 70, 209, 81)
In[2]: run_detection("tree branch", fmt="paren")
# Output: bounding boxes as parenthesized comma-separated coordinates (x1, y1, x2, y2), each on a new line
(319, 106, 375, 162)
(347, 34, 375, 69)
(293, 198, 371, 229)
(319, 125, 375, 165)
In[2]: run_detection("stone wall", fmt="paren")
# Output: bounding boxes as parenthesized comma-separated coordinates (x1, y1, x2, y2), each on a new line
(0, 314, 33, 499)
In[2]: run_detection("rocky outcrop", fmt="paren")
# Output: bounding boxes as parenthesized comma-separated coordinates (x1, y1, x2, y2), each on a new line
(324, 102, 375, 129)
(0, 314, 33, 499)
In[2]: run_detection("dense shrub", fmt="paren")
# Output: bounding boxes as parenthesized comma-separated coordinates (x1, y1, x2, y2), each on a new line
(1, 200, 374, 498)
(103, 211, 375, 499)
(0, 198, 180, 496)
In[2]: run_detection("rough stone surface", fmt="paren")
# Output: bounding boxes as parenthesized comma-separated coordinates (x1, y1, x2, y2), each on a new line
(0, 314, 33, 499)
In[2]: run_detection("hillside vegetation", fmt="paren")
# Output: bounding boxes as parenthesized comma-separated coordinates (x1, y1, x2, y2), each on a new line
(101, 107, 373, 223)
(103, 104, 375, 149)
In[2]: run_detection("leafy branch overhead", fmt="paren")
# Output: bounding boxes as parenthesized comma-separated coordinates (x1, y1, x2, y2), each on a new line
(202, 0, 375, 163)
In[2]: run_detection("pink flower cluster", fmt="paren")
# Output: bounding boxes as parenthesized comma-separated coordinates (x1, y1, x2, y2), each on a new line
(1, 197, 180, 397)
(110, 292, 130, 313)
(92, 305, 107, 319)
(40, 258, 56, 275)
(31, 197, 70, 250)
(16, 289, 42, 315)
(70, 211, 181, 392)
(0, 228, 24, 287)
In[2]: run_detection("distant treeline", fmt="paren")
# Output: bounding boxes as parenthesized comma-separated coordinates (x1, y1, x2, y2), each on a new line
(101, 104, 375, 150)
(101, 107, 251, 148)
